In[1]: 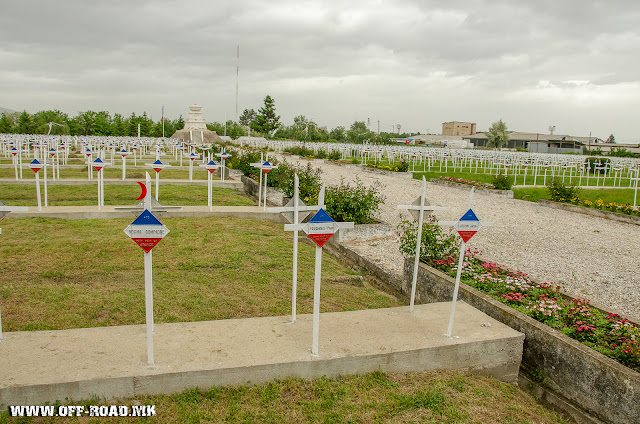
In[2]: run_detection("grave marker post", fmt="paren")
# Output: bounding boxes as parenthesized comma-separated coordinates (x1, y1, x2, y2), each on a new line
(284, 186, 354, 355)
(29, 159, 43, 211)
(397, 176, 447, 311)
(268, 174, 320, 322)
(438, 188, 493, 338)
(250, 153, 265, 207)
(92, 158, 106, 210)
(631, 169, 640, 208)
(147, 160, 171, 201)
(123, 172, 170, 365)
(216, 150, 232, 182)
(199, 161, 219, 210)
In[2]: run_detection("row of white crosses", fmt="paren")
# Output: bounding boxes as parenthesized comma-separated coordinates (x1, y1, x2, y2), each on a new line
(0, 201, 29, 341)
(398, 180, 492, 338)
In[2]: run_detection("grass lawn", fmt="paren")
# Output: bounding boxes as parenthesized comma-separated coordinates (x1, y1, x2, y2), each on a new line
(0, 371, 569, 423)
(0, 217, 399, 331)
(0, 184, 254, 207)
(514, 186, 638, 205)
(0, 166, 215, 180)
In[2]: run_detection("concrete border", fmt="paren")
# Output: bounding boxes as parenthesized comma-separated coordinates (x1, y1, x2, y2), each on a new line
(538, 199, 640, 226)
(402, 258, 640, 424)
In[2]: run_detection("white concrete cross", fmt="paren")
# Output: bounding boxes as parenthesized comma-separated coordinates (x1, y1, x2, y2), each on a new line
(284, 186, 354, 355)
(215, 150, 232, 181)
(250, 153, 266, 207)
(268, 174, 320, 323)
(120, 148, 130, 181)
(146, 160, 172, 201)
(397, 176, 447, 312)
(0, 201, 28, 340)
(122, 172, 170, 365)
(630, 168, 640, 208)
(437, 187, 493, 338)
(28, 159, 43, 211)
(199, 160, 219, 211)
(92, 158, 107, 210)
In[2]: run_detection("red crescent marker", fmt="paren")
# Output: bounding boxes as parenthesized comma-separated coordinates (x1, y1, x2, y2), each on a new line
(135, 181, 147, 200)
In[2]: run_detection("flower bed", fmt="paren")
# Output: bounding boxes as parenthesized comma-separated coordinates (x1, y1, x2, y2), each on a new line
(431, 249, 639, 372)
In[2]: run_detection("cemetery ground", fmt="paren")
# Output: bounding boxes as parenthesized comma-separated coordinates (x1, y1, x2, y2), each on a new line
(0, 216, 398, 331)
(0, 184, 253, 207)
(0, 166, 216, 181)
(0, 371, 568, 423)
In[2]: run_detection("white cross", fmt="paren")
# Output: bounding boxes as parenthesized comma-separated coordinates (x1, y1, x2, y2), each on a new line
(396, 176, 447, 312)
(630, 169, 640, 208)
(437, 188, 493, 338)
(268, 174, 320, 323)
(284, 185, 354, 355)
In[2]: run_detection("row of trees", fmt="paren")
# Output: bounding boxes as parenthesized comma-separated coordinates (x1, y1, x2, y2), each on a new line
(0, 109, 185, 138)
(0, 95, 417, 143)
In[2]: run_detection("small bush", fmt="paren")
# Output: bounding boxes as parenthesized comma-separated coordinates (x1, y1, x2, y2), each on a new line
(398, 216, 459, 266)
(324, 178, 385, 224)
(328, 150, 341, 160)
(396, 159, 409, 172)
(585, 157, 611, 174)
(491, 173, 512, 190)
(547, 178, 579, 203)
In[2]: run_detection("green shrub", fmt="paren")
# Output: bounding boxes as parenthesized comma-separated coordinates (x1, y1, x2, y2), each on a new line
(397, 159, 409, 172)
(491, 173, 512, 190)
(226, 149, 263, 177)
(324, 178, 384, 224)
(267, 160, 322, 203)
(547, 178, 579, 203)
(585, 157, 611, 174)
(398, 216, 459, 266)
(328, 150, 341, 160)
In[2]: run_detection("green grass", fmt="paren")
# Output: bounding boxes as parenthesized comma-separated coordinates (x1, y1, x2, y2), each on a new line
(0, 184, 254, 207)
(514, 186, 638, 205)
(0, 371, 570, 423)
(0, 217, 398, 331)
(0, 166, 215, 180)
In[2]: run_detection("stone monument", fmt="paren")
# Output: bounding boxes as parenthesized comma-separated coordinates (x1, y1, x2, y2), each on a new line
(170, 104, 223, 144)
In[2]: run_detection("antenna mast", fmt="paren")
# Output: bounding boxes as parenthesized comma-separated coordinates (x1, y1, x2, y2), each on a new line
(235, 46, 239, 122)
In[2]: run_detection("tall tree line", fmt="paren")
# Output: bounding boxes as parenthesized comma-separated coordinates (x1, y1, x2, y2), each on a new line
(0, 109, 185, 137)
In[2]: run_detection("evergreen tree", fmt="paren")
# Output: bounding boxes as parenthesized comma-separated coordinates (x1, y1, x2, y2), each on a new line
(239, 108, 256, 127)
(251, 95, 280, 136)
(0, 112, 15, 133)
(17, 111, 35, 134)
(607, 134, 616, 144)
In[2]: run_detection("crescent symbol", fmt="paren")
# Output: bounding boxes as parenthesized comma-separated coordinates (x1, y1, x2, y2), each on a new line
(135, 181, 147, 200)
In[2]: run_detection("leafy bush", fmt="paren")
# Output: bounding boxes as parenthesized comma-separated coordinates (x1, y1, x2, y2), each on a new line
(324, 178, 385, 224)
(225, 149, 263, 177)
(396, 158, 409, 172)
(284, 146, 314, 157)
(585, 157, 611, 174)
(490, 173, 512, 190)
(267, 160, 322, 203)
(398, 216, 459, 266)
(547, 178, 579, 203)
(328, 150, 341, 160)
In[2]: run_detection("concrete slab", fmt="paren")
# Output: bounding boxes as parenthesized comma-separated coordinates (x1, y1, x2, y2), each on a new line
(0, 178, 243, 190)
(0, 303, 524, 406)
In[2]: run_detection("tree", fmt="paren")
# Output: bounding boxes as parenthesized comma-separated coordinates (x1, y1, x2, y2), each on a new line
(239, 109, 256, 127)
(487, 119, 510, 149)
(0, 112, 14, 133)
(17, 111, 35, 134)
(329, 126, 346, 142)
(607, 134, 616, 144)
(251, 95, 280, 136)
(347, 121, 372, 144)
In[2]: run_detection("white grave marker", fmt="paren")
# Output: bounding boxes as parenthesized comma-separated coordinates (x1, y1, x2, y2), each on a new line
(123, 173, 170, 365)
(147, 160, 171, 201)
(397, 177, 447, 311)
(438, 188, 493, 338)
(92, 158, 106, 210)
(29, 159, 43, 211)
(284, 187, 354, 355)
(199, 160, 219, 210)
(215, 150, 232, 182)
(268, 174, 320, 322)
(120, 149, 130, 181)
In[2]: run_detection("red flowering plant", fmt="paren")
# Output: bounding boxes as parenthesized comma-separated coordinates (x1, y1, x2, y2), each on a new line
(427, 248, 640, 372)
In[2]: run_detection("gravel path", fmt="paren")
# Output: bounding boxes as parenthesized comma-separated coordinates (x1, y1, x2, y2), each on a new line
(278, 155, 640, 322)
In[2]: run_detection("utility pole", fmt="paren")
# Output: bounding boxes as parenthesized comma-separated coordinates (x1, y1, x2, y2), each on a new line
(377, 120, 380, 135)
(235, 46, 239, 121)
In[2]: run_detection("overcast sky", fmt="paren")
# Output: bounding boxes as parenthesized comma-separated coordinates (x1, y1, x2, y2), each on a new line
(2, 0, 640, 142)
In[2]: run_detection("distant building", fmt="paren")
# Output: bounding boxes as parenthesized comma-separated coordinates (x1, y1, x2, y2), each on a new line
(464, 132, 587, 154)
(442, 121, 476, 136)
